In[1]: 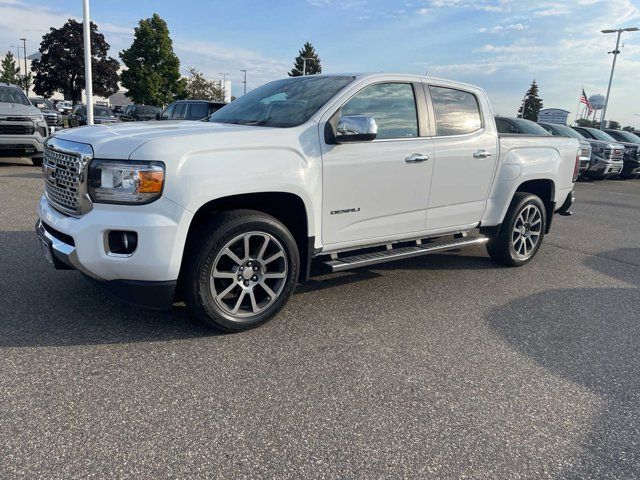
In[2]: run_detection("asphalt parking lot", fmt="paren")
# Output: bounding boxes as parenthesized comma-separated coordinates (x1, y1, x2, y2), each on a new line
(1, 161, 639, 479)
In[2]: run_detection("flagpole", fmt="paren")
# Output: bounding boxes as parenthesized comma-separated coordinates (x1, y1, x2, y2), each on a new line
(575, 86, 583, 123)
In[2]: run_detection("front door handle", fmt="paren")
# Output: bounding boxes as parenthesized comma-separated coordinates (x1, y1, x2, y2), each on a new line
(405, 153, 430, 163)
(473, 150, 493, 159)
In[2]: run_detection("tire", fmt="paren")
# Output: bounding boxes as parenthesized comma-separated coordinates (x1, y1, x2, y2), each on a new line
(486, 193, 546, 267)
(183, 210, 299, 332)
(32, 156, 43, 167)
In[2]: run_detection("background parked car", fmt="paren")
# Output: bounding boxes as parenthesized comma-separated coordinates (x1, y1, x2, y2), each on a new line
(158, 100, 227, 121)
(602, 129, 640, 178)
(29, 97, 63, 133)
(55, 100, 72, 115)
(112, 105, 126, 118)
(120, 104, 162, 122)
(573, 126, 626, 179)
(538, 122, 592, 176)
(68, 105, 121, 127)
(0, 82, 48, 166)
(495, 116, 552, 136)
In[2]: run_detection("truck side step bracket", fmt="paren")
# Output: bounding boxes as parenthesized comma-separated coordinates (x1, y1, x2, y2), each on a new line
(323, 236, 489, 273)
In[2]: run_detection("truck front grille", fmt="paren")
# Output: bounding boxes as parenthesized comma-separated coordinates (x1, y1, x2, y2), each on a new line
(43, 146, 82, 214)
(0, 124, 34, 135)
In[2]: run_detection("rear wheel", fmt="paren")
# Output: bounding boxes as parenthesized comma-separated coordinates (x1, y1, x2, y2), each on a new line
(183, 210, 299, 332)
(486, 193, 546, 267)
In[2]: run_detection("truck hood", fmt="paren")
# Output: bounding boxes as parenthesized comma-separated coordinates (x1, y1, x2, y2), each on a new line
(0, 102, 42, 117)
(52, 120, 273, 159)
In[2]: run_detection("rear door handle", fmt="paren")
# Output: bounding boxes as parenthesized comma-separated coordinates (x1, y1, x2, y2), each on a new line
(473, 150, 493, 159)
(405, 153, 430, 163)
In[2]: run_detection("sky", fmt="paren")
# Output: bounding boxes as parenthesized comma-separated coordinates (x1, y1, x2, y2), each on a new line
(1, 0, 639, 127)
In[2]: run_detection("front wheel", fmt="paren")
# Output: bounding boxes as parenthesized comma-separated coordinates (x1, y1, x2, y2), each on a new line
(486, 193, 546, 267)
(183, 210, 299, 332)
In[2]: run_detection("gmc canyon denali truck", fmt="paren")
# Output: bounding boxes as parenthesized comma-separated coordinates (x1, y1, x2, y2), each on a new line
(36, 74, 579, 331)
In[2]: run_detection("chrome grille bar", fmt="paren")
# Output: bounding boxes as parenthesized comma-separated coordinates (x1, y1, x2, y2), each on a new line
(42, 137, 94, 216)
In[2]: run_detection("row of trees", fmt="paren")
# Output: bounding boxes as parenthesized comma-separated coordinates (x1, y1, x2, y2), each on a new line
(5, 13, 323, 107)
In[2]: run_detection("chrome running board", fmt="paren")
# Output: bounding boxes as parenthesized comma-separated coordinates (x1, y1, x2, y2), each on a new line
(323, 236, 488, 272)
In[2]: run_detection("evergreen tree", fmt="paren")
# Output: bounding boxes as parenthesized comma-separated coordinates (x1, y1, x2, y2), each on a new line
(0, 51, 21, 85)
(288, 42, 322, 76)
(32, 19, 119, 103)
(120, 14, 186, 105)
(517, 79, 543, 121)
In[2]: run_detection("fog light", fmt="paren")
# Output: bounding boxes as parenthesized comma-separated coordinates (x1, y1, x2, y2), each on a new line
(108, 230, 138, 255)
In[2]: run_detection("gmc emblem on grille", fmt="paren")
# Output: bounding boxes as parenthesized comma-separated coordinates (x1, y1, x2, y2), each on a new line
(43, 163, 56, 183)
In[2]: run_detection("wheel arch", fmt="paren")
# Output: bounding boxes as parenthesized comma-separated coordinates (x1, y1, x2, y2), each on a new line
(180, 192, 313, 285)
(514, 179, 555, 233)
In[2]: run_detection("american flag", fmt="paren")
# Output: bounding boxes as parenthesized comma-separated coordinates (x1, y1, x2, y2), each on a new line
(580, 89, 593, 115)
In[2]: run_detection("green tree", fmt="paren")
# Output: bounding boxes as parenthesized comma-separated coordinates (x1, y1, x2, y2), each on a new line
(288, 42, 322, 76)
(607, 120, 620, 130)
(19, 72, 32, 94)
(32, 19, 119, 103)
(185, 67, 224, 101)
(517, 79, 543, 121)
(120, 14, 186, 105)
(0, 51, 21, 85)
(576, 118, 599, 128)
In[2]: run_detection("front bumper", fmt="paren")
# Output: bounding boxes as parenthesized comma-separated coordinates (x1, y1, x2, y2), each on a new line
(36, 195, 194, 309)
(0, 135, 45, 157)
(587, 158, 623, 177)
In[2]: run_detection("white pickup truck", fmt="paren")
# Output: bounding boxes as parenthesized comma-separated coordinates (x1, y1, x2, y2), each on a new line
(36, 74, 579, 331)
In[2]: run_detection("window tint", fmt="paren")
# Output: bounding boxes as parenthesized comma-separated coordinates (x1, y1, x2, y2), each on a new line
(0, 86, 30, 105)
(430, 86, 482, 136)
(495, 118, 516, 134)
(172, 103, 186, 119)
(187, 103, 209, 120)
(161, 104, 175, 120)
(340, 83, 418, 140)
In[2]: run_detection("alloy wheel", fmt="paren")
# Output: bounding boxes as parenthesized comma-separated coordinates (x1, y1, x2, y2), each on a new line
(209, 231, 288, 319)
(511, 204, 542, 259)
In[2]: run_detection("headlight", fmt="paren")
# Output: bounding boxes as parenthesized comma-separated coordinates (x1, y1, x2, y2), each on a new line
(88, 160, 165, 204)
(30, 114, 45, 122)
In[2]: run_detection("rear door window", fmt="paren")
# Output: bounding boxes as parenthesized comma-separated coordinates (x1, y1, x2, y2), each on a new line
(187, 103, 209, 120)
(430, 86, 482, 136)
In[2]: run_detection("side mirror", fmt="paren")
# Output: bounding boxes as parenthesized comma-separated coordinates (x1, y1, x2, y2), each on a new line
(335, 115, 377, 143)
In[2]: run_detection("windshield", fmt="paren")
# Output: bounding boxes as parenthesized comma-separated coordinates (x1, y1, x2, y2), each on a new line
(546, 123, 586, 140)
(94, 106, 113, 117)
(31, 98, 55, 110)
(0, 86, 30, 105)
(608, 130, 639, 143)
(585, 128, 616, 142)
(513, 118, 551, 135)
(137, 106, 160, 115)
(210, 75, 355, 128)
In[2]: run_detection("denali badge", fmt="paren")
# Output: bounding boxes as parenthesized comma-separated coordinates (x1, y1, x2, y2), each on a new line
(330, 207, 360, 215)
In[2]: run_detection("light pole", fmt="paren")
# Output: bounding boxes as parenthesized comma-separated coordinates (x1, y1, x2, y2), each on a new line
(219, 72, 230, 101)
(240, 69, 247, 95)
(82, 0, 94, 125)
(302, 57, 313, 76)
(19, 38, 27, 95)
(600, 27, 639, 129)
